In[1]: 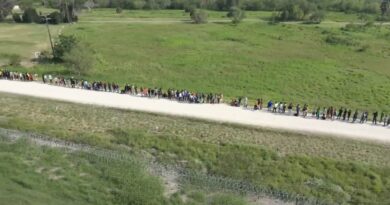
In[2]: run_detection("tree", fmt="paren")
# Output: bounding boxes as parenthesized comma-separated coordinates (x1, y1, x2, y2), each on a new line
(381, 0, 389, 16)
(53, 34, 78, 60)
(0, 0, 15, 21)
(63, 43, 94, 76)
(227, 7, 245, 24)
(48, 11, 62, 24)
(190, 9, 207, 24)
(22, 7, 41, 23)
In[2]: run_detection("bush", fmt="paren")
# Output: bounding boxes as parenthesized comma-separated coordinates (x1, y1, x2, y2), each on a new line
(12, 13, 22, 23)
(53, 35, 78, 60)
(357, 44, 370, 52)
(325, 34, 357, 46)
(22, 7, 40, 23)
(306, 10, 325, 24)
(227, 7, 245, 24)
(8, 54, 22, 66)
(48, 11, 62, 24)
(190, 9, 208, 24)
(116, 7, 122, 13)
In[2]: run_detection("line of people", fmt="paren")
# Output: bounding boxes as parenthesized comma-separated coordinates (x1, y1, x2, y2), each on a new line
(230, 97, 390, 127)
(1, 69, 389, 127)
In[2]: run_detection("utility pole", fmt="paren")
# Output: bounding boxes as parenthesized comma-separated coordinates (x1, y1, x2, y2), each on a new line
(45, 17, 55, 58)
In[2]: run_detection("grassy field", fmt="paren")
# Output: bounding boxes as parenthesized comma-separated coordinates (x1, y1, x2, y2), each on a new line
(2, 9, 389, 112)
(0, 23, 62, 66)
(0, 136, 249, 205)
(0, 93, 389, 204)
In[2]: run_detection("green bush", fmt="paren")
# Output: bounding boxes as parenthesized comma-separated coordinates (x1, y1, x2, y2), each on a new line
(227, 7, 245, 24)
(325, 34, 357, 46)
(116, 7, 123, 13)
(22, 7, 41, 23)
(190, 9, 208, 24)
(48, 11, 62, 24)
(12, 13, 22, 23)
(53, 34, 78, 60)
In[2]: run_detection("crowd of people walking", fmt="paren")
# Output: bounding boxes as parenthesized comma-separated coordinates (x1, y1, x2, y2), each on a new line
(1, 69, 389, 127)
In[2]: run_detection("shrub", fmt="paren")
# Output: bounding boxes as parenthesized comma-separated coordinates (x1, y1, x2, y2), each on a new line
(357, 44, 370, 52)
(116, 7, 122, 13)
(227, 7, 245, 24)
(306, 10, 325, 24)
(53, 35, 78, 60)
(22, 7, 40, 23)
(325, 34, 357, 46)
(48, 11, 62, 24)
(190, 9, 207, 24)
(12, 13, 22, 23)
(8, 54, 22, 66)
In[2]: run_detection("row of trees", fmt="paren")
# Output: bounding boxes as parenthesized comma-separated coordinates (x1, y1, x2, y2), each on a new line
(54, 0, 385, 14)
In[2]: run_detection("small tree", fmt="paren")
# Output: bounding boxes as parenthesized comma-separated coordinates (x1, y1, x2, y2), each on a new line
(22, 7, 41, 23)
(53, 34, 78, 60)
(63, 43, 94, 76)
(116, 7, 122, 13)
(227, 7, 245, 24)
(190, 9, 207, 24)
(48, 11, 62, 24)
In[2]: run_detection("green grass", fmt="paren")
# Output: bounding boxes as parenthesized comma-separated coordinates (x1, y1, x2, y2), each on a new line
(0, 23, 62, 65)
(0, 138, 167, 205)
(2, 9, 389, 112)
(46, 20, 389, 112)
(0, 136, 250, 205)
(0, 93, 389, 204)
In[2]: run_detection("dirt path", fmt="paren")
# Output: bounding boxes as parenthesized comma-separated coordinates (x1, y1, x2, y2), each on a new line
(0, 80, 389, 143)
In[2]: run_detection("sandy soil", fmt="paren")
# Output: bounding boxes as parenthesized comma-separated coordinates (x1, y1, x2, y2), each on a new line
(0, 80, 389, 143)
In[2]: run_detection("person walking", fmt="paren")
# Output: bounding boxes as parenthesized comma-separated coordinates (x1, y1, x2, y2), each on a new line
(347, 109, 352, 121)
(342, 109, 347, 121)
(373, 111, 378, 125)
(387, 116, 390, 127)
(295, 104, 301, 117)
(337, 107, 343, 120)
(352, 110, 358, 123)
(243, 96, 248, 109)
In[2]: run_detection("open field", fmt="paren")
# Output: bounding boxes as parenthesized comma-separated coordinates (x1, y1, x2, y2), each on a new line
(0, 93, 389, 204)
(2, 9, 390, 112)
(0, 23, 62, 66)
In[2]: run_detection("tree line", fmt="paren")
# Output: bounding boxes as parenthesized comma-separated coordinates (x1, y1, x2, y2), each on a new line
(53, 0, 385, 14)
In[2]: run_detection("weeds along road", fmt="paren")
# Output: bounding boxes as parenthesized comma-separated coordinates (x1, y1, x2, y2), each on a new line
(0, 80, 389, 143)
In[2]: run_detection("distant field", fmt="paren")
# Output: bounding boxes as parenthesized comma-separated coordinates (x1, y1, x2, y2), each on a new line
(60, 15, 389, 112)
(0, 23, 61, 65)
(2, 9, 390, 112)
(0, 93, 389, 204)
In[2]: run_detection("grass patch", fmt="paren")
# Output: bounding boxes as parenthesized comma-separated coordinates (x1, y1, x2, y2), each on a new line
(0, 93, 389, 204)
